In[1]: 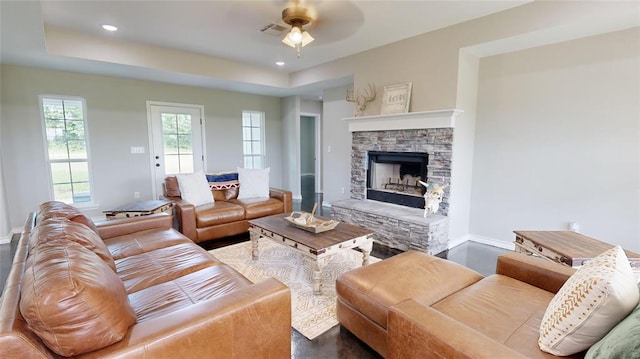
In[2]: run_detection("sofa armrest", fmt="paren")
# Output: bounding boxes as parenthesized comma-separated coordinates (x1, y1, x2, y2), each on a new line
(388, 300, 529, 359)
(165, 196, 198, 241)
(78, 278, 291, 359)
(95, 213, 173, 240)
(269, 187, 293, 213)
(496, 252, 575, 294)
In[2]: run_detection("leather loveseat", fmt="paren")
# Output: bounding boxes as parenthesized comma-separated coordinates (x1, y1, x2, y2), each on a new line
(337, 250, 586, 358)
(163, 176, 292, 243)
(0, 201, 291, 358)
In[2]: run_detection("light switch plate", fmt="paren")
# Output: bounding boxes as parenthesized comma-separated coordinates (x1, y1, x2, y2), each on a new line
(130, 146, 145, 154)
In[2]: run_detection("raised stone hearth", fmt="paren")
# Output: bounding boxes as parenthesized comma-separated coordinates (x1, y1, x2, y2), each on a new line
(332, 110, 461, 254)
(332, 199, 449, 255)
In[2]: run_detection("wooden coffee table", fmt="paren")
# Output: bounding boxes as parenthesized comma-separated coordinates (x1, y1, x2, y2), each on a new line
(514, 230, 640, 272)
(249, 214, 374, 294)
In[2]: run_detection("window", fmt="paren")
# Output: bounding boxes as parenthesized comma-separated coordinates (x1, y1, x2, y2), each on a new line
(162, 112, 194, 174)
(41, 96, 93, 204)
(241, 111, 265, 169)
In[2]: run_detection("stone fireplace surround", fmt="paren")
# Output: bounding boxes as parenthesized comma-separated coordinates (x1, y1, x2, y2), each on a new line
(331, 110, 462, 255)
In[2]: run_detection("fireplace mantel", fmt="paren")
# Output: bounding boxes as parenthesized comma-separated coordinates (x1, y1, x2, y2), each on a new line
(344, 109, 463, 132)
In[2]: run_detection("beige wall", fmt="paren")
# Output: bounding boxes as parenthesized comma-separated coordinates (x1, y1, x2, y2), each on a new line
(298, 1, 639, 249)
(0, 63, 9, 239)
(470, 28, 640, 251)
(321, 85, 354, 206)
(1, 65, 282, 228)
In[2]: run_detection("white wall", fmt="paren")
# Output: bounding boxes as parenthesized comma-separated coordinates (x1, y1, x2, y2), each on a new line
(0, 64, 11, 240)
(1, 65, 283, 228)
(280, 96, 300, 197)
(321, 85, 354, 206)
(448, 50, 480, 245)
(470, 28, 640, 252)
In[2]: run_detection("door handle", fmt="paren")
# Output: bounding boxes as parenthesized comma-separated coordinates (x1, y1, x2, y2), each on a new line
(155, 163, 160, 167)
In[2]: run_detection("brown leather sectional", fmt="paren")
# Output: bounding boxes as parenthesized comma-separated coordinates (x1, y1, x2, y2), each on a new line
(163, 176, 292, 243)
(0, 201, 291, 358)
(337, 250, 586, 358)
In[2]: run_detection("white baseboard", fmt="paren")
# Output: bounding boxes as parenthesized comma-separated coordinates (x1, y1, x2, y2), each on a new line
(0, 227, 23, 245)
(468, 234, 515, 251)
(292, 195, 303, 201)
(321, 201, 332, 208)
(448, 234, 469, 249)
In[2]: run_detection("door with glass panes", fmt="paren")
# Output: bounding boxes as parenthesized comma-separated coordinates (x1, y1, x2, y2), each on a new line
(148, 102, 205, 198)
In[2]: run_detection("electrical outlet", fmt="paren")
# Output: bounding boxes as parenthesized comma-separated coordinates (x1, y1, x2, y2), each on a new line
(568, 221, 579, 232)
(134, 191, 140, 199)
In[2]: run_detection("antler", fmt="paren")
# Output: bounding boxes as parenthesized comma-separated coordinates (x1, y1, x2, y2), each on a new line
(346, 83, 376, 117)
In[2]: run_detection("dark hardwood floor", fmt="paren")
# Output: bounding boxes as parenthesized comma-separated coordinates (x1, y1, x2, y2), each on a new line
(0, 176, 507, 358)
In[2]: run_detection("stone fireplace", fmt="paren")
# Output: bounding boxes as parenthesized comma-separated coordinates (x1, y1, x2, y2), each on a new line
(332, 110, 462, 255)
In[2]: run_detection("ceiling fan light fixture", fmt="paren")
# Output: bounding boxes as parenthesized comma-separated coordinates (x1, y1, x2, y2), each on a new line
(288, 26, 303, 44)
(281, 3, 315, 58)
(282, 26, 314, 47)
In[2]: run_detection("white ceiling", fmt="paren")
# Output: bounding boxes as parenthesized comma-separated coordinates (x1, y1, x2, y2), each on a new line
(2, 1, 636, 98)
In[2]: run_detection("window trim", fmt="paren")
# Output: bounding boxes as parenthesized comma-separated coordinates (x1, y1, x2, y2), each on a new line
(39, 95, 97, 208)
(241, 110, 266, 169)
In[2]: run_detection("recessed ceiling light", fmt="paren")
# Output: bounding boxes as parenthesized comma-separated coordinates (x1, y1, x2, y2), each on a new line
(101, 24, 118, 32)
(275, 61, 285, 66)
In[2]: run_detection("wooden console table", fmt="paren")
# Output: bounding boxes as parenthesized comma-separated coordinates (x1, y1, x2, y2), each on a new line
(104, 200, 172, 219)
(514, 231, 640, 272)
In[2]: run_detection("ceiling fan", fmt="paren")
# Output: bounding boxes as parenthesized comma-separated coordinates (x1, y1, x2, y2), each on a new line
(257, 0, 363, 59)
(280, 0, 316, 58)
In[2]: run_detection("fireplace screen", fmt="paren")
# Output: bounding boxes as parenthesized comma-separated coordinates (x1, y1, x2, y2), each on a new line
(366, 151, 428, 208)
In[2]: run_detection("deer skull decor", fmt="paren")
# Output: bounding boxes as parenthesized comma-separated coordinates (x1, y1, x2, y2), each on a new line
(418, 181, 448, 217)
(346, 83, 376, 117)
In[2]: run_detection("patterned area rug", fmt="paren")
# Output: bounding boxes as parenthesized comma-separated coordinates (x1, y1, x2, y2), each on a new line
(209, 237, 380, 340)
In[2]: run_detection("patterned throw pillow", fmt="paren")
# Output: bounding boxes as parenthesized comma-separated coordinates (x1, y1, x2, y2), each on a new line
(208, 180, 239, 191)
(539, 246, 640, 356)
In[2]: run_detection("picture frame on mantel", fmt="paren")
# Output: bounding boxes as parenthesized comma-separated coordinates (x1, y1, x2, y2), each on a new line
(380, 82, 412, 115)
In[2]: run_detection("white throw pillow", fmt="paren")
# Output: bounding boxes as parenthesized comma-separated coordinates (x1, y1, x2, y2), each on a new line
(539, 246, 640, 356)
(175, 171, 213, 207)
(237, 167, 270, 199)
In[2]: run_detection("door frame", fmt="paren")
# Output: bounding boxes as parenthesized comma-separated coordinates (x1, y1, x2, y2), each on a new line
(299, 112, 322, 194)
(146, 101, 207, 199)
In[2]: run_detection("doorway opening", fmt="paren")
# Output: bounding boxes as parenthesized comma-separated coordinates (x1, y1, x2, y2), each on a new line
(299, 113, 322, 214)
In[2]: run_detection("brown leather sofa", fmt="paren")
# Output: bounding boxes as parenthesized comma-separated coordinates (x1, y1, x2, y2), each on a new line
(336, 250, 585, 359)
(163, 176, 292, 243)
(0, 201, 291, 358)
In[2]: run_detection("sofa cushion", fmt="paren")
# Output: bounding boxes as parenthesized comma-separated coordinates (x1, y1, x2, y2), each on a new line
(103, 227, 192, 260)
(586, 282, 640, 359)
(20, 242, 136, 357)
(115, 243, 217, 293)
(195, 201, 246, 227)
(164, 176, 181, 197)
(336, 251, 482, 330)
(128, 265, 252, 321)
(237, 167, 270, 199)
(539, 246, 639, 356)
(37, 200, 99, 234)
(30, 217, 116, 272)
(231, 197, 284, 220)
(433, 275, 556, 358)
(176, 171, 214, 207)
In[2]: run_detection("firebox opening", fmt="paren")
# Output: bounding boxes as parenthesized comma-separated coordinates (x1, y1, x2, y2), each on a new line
(366, 151, 428, 209)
